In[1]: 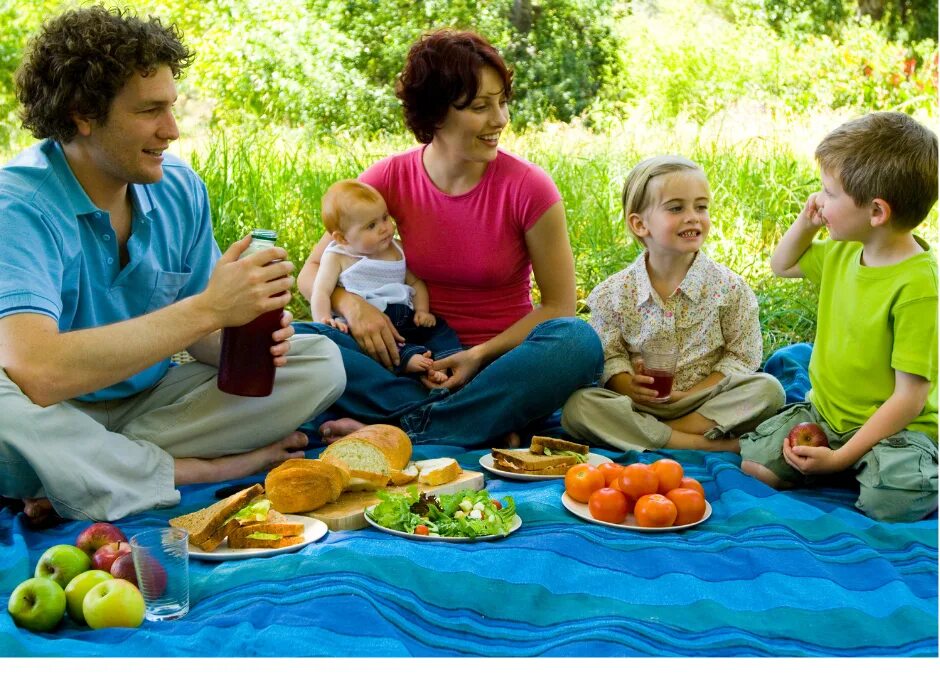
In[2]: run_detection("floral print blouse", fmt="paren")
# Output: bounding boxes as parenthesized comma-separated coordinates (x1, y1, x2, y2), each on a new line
(587, 250, 764, 391)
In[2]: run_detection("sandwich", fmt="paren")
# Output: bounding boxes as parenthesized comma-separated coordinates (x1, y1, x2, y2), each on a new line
(491, 436, 590, 476)
(169, 484, 302, 551)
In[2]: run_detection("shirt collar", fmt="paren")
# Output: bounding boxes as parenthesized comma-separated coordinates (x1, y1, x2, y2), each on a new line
(629, 249, 713, 307)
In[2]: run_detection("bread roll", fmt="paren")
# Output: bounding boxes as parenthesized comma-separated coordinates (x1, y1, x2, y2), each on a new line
(264, 459, 348, 513)
(415, 458, 461, 486)
(320, 424, 412, 481)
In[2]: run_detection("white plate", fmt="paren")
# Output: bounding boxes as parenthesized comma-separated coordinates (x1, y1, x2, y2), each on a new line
(188, 515, 328, 560)
(363, 507, 522, 542)
(561, 492, 712, 531)
(479, 451, 609, 481)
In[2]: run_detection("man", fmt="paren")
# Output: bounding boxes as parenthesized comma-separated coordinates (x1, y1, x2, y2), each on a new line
(0, 6, 345, 524)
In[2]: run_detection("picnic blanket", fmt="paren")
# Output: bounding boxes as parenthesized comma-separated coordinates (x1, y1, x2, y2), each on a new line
(1, 345, 936, 657)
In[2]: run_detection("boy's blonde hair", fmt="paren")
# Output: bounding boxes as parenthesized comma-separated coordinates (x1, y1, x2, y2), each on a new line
(320, 179, 384, 234)
(621, 155, 705, 246)
(815, 112, 938, 230)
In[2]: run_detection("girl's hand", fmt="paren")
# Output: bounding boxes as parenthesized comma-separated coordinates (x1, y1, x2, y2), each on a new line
(797, 192, 824, 230)
(344, 297, 405, 369)
(620, 372, 664, 405)
(413, 310, 437, 328)
(428, 349, 485, 390)
(270, 310, 295, 367)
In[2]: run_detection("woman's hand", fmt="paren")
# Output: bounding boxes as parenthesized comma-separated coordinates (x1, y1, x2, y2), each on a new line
(344, 297, 405, 369)
(428, 348, 485, 390)
(271, 310, 295, 367)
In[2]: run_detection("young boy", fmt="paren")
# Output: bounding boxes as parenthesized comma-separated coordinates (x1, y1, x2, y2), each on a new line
(310, 179, 461, 384)
(740, 112, 938, 522)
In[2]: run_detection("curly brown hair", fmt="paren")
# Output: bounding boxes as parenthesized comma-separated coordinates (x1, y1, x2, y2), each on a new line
(396, 29, 513, 144)
(15, 5, 194, 143)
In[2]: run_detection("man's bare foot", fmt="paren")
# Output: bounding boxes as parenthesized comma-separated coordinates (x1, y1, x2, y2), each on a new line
(23, 498, 64, 530)
(319, 417, 366, 442)
(405, 351, 434, 374)
(174, 431, 308, 486)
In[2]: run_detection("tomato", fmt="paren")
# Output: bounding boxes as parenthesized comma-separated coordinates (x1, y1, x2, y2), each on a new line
(665, 488, 707, 525)
(634, 494, 677, 528)
(597, 462, 625, 488)
(565, 463, 605, 503)
(616, 463, 659, 501)
(588, 488, 629, 523)
(491, 499, 503, 510)
(650, 458, 684, 494)
(414, 524, 429, 535)
(678, 477, 705, 497)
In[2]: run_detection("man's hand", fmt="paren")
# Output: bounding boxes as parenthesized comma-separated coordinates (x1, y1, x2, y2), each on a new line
(344, 297, 405, 369)
(200, 236, 295, 329)
(413, 310, 437, 328)
(271, 310, 295, 367)
(782, 437, 850, 475)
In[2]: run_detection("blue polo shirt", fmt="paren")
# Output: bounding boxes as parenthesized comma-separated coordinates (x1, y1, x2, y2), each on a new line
(0, 139, 221, 401)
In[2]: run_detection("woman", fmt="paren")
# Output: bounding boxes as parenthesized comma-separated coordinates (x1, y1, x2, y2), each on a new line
(296, 29, 602, 447)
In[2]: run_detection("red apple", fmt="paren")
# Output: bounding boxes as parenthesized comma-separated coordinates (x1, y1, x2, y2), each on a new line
(110, 553, 138, 587)
(787, 422, 829, 448)
(91, 542, 131, 572)
(75, 523, 127, 557)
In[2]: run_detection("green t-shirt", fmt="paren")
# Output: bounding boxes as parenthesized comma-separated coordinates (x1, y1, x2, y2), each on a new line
(799, 237, 937, 438)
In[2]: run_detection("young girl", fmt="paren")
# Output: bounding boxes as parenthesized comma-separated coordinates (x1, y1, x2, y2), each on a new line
(310, 179, 461, 385)
(562, 156, 785, 452)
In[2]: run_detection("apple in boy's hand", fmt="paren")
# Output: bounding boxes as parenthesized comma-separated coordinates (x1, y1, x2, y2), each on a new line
(82, 579, 145, 630)
(35, 544, 91, 589)
(64, 570, 113, 624)
(787, 422, 829, 448)
(91, 541, 132, 572)
(75, 523, 127, 557)
(7, 577, 67, 632)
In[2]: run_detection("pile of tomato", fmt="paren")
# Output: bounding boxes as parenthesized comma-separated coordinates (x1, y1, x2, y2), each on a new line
(564, 459, 707, 528)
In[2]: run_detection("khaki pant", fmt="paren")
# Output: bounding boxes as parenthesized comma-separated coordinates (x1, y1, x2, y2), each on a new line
(0, 335, 344, 521)
(740, 402, 938, 522)
(562, 372, 785, 452)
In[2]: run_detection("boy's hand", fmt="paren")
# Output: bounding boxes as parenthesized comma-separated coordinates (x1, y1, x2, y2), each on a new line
(413, 310, 437, 327)
(782, 437, 851, 475)
(317, 316, 349, 334)
(796, 192, 825, 231)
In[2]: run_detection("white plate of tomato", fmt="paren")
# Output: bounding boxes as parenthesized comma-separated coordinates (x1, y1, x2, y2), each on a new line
(561, 459, 712, 531)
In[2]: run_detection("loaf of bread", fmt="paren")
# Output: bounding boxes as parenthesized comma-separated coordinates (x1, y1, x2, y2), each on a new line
(264, 458, 349, 513)
(319, 425, 412, 485)
(389, 463, 419, 486)
(415, 458, 461, 486)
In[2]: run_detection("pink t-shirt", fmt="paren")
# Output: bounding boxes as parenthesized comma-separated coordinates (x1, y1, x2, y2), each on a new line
(359, 147, 562, 346)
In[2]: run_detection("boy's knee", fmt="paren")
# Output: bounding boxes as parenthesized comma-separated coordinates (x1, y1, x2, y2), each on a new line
(856, 485, 938, 523)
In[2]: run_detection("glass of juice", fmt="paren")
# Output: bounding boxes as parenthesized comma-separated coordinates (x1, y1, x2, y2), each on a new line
(636, 344, 678, 402)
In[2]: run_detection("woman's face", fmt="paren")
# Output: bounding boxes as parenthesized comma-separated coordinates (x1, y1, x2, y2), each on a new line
(432, 66, 509, 163)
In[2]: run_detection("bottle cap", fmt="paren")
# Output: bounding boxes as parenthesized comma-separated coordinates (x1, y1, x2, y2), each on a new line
(250, 229, 278, 242)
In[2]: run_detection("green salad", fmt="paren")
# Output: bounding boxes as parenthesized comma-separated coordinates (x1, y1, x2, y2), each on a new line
(368, 487, 517, 538)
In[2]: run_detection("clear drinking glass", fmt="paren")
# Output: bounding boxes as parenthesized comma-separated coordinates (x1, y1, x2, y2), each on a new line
(130, 527, 190, 621)
(635, 344, 678, 403)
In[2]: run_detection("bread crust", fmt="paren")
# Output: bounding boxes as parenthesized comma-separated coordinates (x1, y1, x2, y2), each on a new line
(530, 436, 589, 455)
(169, 483, 264, 547)
(265, 459, 348, 513)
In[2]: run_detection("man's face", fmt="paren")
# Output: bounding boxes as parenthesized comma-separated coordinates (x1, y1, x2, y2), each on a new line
(78, 64, 180, 187)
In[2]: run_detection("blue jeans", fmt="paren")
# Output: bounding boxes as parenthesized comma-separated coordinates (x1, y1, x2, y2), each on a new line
(383, 303, 463, 375)
(293, 317, 603, 446)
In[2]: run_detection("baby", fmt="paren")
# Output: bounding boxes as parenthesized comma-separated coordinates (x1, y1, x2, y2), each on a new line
(310, 179, 461, 383)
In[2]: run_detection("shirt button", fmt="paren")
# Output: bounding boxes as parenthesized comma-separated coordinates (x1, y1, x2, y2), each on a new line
(103, 234, 111, 241)
(665, 311, 673, 317)
(107, 257, 114, 264)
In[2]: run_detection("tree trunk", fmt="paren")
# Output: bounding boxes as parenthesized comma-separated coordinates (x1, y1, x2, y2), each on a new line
(857, 0, 886, 21)
(510, 0, 533, 34)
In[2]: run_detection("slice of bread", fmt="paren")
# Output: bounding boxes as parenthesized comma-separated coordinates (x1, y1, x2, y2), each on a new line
(169, 483, 264, 547)
(389, 463, 419, 486)
(227, 520, 305, 549)
(320, 425, 412, 482)
(415, 458, 461, 486)
(530, 436, 589, 455)
(265, 459, 348, 513)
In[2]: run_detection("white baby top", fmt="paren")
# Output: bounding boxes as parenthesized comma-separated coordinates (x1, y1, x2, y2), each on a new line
(325, 239, 415, 311)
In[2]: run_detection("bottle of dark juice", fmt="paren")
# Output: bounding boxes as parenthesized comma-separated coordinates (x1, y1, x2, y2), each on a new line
(217, 229, 283, 397)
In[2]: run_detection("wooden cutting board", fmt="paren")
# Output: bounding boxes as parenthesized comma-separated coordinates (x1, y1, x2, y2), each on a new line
(304, 469, 484, 531)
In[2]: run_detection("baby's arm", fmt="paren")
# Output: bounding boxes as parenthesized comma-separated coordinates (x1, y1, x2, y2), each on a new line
(310, 253, 348, 332)
(785, 370, 931, 475)
(405, 268, 436, 327)
(770, 193, 824, 278)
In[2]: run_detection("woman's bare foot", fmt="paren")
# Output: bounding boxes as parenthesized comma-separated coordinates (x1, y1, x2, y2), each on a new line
(174, 431, 309, 486)
(23, 498, 64, 530)
(319, 417, 366, 442)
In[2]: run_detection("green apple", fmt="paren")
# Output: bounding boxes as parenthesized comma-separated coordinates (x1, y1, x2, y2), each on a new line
(7, 577, 67, 631)
(35, 544, 91, 589)
(64, 569, 113, 624)
(82, 579, 145, 630)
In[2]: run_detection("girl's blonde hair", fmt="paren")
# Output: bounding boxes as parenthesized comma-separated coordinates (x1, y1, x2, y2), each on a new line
(621, 155, 705, 246)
